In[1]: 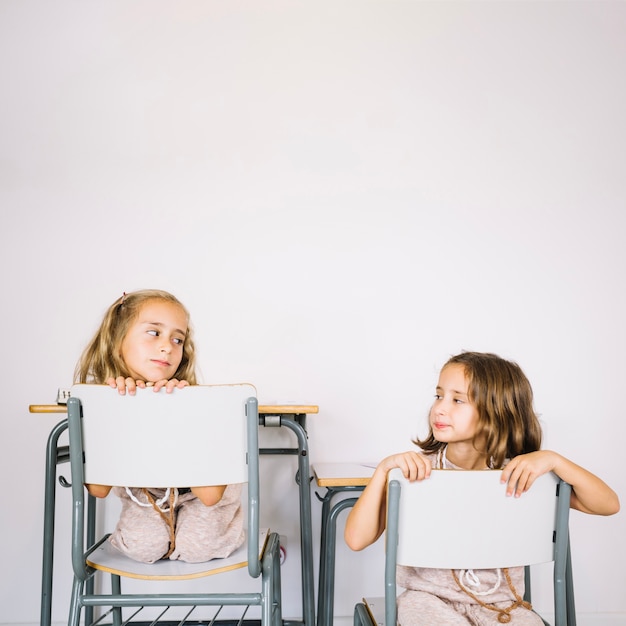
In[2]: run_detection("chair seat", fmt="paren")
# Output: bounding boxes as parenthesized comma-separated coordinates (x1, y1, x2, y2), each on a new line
(362, 597, 384, 626)
(87, 529, 270, 580)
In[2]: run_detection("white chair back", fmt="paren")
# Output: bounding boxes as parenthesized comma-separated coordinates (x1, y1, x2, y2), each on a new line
(390, 468, 560, 570)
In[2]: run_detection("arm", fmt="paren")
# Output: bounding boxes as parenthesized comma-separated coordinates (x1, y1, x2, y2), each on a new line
(86, 483, 112, 498)
(344, 451, 432, 551)
(191, 485, 227, 506)
(501, 450, 620, 516)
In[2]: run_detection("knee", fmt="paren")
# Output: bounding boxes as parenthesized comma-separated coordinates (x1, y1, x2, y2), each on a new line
(171, 533, 215, 563)
(109, 526, 170, 564)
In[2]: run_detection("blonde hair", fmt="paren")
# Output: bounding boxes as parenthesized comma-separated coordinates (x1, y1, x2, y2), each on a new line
(74, 289, 197, 385)
(414, 351, 542, 468)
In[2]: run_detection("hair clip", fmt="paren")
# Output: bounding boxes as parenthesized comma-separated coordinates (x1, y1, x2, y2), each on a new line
(120, 292, 127, 304)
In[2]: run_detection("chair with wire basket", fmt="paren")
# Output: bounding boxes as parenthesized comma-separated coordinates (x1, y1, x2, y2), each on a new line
(66, 383, 281, 626)
(353, 468, 576, 626)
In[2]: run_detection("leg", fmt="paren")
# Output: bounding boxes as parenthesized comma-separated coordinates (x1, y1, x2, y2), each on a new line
(170, 485, 244, 563)
(461, 602, 545, 625)
(397, 590, 471, 626)
(108, 488, 171, 563)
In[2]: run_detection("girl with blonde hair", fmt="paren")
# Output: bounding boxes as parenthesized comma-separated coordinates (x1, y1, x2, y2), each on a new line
(75, 289, 244, 564)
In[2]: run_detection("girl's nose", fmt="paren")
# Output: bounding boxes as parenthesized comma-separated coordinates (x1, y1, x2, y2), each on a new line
(434, 399, 447, 415)
(160, 340, 172, 353)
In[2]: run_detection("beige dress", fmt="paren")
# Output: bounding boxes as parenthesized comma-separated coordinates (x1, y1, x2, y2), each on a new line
(109, 484, 244, 564)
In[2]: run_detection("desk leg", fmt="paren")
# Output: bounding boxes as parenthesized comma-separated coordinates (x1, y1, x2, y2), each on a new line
(41, 419, 95, 626)
(316, 490, 332, 626)
(317, 497, 358, 626)
(41, 420, 68, 626)
(278, 418, 315, 626)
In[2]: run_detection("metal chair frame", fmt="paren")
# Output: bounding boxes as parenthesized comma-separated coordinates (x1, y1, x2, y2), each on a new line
(354, 468, 577, 626)
(66, 384, 282, 626)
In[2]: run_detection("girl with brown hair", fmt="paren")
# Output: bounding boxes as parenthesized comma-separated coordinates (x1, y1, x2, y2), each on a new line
(345, 351, 619, 625)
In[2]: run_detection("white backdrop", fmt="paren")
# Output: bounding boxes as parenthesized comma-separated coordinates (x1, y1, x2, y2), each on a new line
(1, 1, 624, 624)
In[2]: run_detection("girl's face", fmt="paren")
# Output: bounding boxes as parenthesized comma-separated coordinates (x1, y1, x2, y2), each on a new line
(120, 300, 188, 382)
(429, 363, 481, 446)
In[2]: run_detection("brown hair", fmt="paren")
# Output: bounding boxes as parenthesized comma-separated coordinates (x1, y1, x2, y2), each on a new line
(414, 351, 542, 468)
(74, 289, 197, 385)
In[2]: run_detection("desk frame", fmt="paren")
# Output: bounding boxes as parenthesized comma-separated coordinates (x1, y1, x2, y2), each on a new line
(313, 464, 373, 626)
(315, 486, 364, 626)
(36, 404, 317, 626)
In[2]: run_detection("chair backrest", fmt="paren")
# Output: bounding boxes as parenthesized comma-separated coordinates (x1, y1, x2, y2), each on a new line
(67, 383, 261, 576)
(69, 384, 254, 488)
(390, 468, 560, 569)
(384, 468, 572, 625)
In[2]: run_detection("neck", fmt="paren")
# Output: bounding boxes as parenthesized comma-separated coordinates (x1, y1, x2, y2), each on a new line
(445, 444, 489, 470)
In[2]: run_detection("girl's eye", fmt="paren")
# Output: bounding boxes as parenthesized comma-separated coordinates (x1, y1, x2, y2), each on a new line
(172, 337, 184, 345)
(147, 329, 159, 337)
(454, 399, 464, 404)
(434, 394, 442, 400)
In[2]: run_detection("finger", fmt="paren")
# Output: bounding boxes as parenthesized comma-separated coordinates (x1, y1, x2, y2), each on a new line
(165, 379, 179, 393)
(125, 378, 137, 395)
(507, 468, 531, 498)
(394, 455, 414, 481)
(514, 475, 530, 498)
(409, 455, 430, 482)
(504, 466, 523, 497)
(500, 459, 518, 484)
(408, 459, 421, 482)
(516, 471, 539, 497)
(398, 457, 413, 480)
(115, 376, 127, 395)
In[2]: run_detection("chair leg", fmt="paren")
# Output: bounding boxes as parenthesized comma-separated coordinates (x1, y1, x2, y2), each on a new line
(354, 603, 374, 626)
(262, 533, 283, 626)
(565, 544, 576, 626)
(68, 578, 82, 626)
(272, 544, 282, 626)
(111, 574, 122, 626)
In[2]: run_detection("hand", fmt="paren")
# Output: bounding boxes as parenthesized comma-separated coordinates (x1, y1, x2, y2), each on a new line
(345, 450, 432, 551)
(500, 451, 557, 498)
(502, 450, 620, 515)
(378, 451, 432, 482)
(106, 376, 145, 395)
(106, 377, 189, 395)
(151, 378, 189, 393)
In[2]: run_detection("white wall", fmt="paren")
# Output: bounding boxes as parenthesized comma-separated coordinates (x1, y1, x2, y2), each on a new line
(1, 1, 625, 624)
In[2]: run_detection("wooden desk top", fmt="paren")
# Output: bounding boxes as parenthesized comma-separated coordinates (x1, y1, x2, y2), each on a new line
(257, 405, 318, 415)
(29, 404, 318, 415)
(313, 462, 376, 488)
